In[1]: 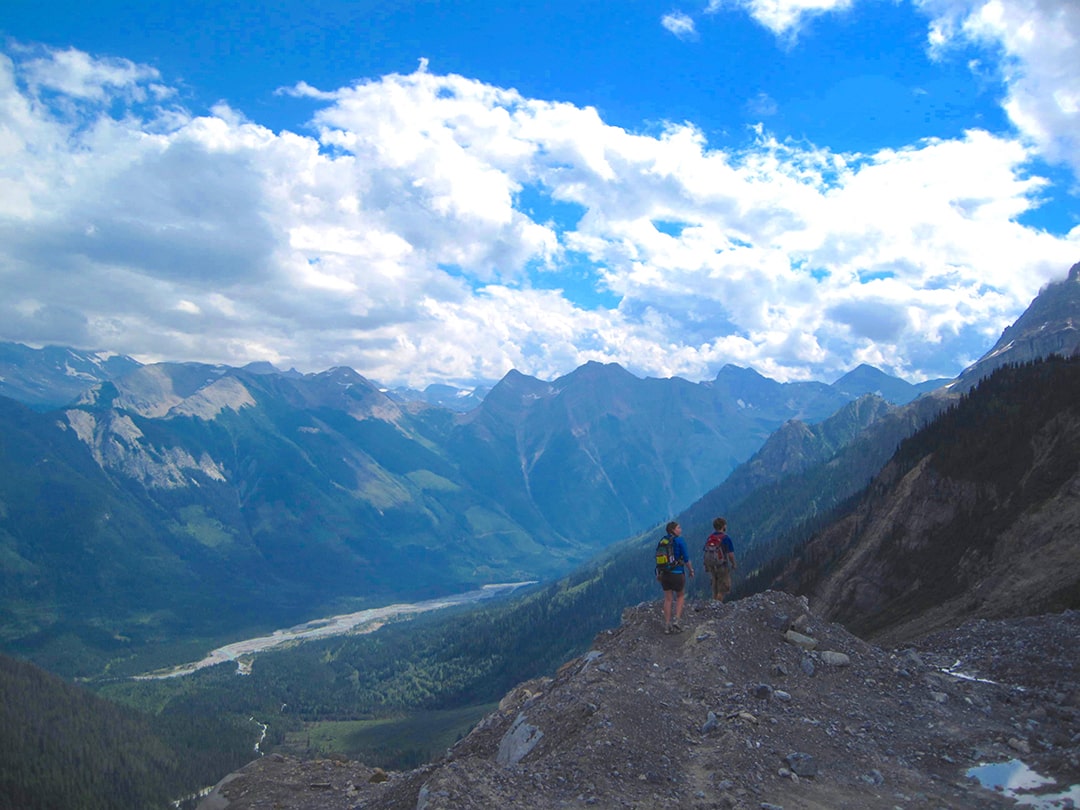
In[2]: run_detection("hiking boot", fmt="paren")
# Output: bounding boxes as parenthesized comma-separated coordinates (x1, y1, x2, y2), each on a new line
(663, 624, 673, 635)
(671, 621, 683, 633)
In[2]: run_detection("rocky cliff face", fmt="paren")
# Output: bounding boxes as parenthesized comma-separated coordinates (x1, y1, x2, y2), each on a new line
(951, 261, 1080, 392)
(773, 356, 1080, 647)
(198, 591, 1080, 810)
(788, 449, 1080, 648)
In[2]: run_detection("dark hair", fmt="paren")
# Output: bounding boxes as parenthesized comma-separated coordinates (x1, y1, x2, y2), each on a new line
(713, 517, 727, 531)
(665, 521, 679, 535)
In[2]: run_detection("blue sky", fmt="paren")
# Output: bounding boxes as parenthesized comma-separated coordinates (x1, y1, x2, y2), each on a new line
(1, 0, 1078, 388)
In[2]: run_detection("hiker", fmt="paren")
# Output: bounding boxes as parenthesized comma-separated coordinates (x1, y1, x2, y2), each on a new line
(655, 521, 694, 633)
(703, 517, 736, 601)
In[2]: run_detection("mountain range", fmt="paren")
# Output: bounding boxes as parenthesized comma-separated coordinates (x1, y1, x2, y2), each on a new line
(0, 341, 943, 675)
(0, 262, 1076, 678)
(0, 261, 1078, 809)
(0, 342, 141, 410)
(418, 260, 1080, 663)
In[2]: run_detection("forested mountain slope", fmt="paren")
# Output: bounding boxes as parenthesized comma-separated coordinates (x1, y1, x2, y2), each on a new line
(772, 355, 1080, 644)
(0, 651, 253, 810)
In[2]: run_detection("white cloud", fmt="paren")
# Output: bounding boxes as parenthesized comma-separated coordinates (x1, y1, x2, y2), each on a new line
(706, 0, 855, 38)
(662, 12, 699, 39)
(22, 45, 168, 103)
(677, 0, 1079, 181)
(918, 0, 1080, 176)
(0, 44, 1076, 390)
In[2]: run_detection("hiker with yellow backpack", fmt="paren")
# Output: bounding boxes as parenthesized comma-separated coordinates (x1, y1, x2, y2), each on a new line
(655, 521, 694, 633)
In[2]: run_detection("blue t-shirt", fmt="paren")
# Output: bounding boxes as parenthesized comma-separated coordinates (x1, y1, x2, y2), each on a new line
(665, 533, 691, 574)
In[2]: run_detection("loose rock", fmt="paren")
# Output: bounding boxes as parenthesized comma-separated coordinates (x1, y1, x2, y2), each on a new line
(197, 593, 1080, 810)
(819, 650, 850, 666)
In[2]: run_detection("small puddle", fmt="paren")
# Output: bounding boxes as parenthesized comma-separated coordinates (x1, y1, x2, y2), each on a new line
(967, 759, 1080, 807)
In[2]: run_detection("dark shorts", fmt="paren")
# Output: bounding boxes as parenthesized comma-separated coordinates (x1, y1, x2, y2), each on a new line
(659, 571, 685, 592)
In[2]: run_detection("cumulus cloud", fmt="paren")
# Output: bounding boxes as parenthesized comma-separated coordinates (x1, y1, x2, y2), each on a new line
(19, 44, 170, 104)
(918, 0, 1080, 177)
(706, 0, 855, 38)
(0, 44, 1076, 390)
(675, 0, 1078, 180)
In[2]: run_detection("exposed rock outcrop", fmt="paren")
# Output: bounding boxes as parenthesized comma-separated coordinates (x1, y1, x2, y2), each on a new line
(198, 591, 1080, 809)
(772, 356, 1080, 646)
(951, 261, 1080, 392)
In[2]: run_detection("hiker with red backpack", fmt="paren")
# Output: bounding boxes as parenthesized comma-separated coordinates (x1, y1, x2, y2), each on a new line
(655, 521, 694, 633)
(703, 517, 737, 602)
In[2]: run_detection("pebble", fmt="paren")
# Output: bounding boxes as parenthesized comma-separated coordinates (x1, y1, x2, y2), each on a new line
(785, 752, 818, 777)
(1008, 737, 1032, 754)
(784, 630, 818, 650)
(701, 711, 718, 734)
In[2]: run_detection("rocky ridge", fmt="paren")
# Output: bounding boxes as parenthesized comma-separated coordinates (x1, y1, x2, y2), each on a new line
(951, 261, 1080, 392)
(198, 591, 1080, 810)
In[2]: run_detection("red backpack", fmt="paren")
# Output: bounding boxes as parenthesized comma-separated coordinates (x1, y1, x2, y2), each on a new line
(703, 532, 727, 571)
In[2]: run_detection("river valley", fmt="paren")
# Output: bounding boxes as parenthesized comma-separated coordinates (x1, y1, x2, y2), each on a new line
(136, 582, 535, 680)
